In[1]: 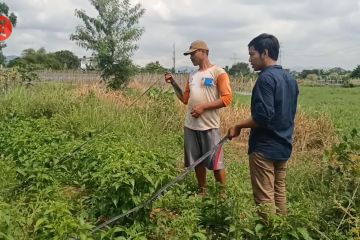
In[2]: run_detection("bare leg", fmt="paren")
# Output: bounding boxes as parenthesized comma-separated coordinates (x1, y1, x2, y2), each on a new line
(214, 169, 226, 197)
(195, 163, 207, 194)
(214, 169, 226, 186)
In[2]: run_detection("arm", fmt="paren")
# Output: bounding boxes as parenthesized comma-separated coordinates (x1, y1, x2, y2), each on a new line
(227, 117, 259, 140)
(227, 75, 275, 140)
(190, 99, 225, 118)
(251, 76, 275, 127)
(164, 72, 189, 104)
(171, 81, 184, 102)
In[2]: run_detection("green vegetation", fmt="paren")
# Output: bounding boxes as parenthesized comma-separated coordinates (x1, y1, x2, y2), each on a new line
(141, 61, 169, 74)
(71, 0, 145, 89)
(235, 85, 360, 133)
(225, 62, 251, 77)
(7, 48, 80, 70)
(298, 86, 360, 133)
(0, 1, 17, 65)
(0, 2, 17, 26)
(0, 84, 182, 239)
(0, 75, 359, 239)
(351, 65, 360, 78)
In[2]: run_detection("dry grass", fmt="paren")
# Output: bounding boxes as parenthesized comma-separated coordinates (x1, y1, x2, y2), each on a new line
(219, 104, 338, 160)
(165, 92, 338, 161)
(127, 79, 152, 91)
(73, 81, 173, 110)
(73, 83, 149, 109)
(293, 109, 338, 154)
(220, 104, 251, 147)
(74, 83, 338, 161)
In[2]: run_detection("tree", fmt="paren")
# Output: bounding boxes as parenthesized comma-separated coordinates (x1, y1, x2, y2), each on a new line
(228, 62, 250, 77)
(0, 51, 4, 65)
(54, 50, 80, 69)
(16, 48, 59, 69)
(350, 65, 360, 78)
(299, 69, 323, 79)
(7, 48, 79, 70)
(0, 2, 17, 65)
(143, 61, 168, 73)
(0, 3, 17, 25)
(7, 48, 46, 68)
(70, 0, 145, 89)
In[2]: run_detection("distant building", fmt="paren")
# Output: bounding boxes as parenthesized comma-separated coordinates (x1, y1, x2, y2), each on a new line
(80, 56, 96, 71)
(328, 67, 347, 74)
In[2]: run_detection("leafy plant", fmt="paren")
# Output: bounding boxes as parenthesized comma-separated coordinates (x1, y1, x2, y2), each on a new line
(71, 0, 145, 88)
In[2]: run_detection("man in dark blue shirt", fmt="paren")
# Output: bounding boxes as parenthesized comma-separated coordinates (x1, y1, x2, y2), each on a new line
(228, 33, 299, 219)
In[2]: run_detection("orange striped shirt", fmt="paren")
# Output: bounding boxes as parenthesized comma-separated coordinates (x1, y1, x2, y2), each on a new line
(183, 65, 232, 130)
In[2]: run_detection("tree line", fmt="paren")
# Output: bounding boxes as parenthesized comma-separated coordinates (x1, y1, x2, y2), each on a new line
(4, 46, 360, 79)
(6, 48, 80, 70)
(1, 0, 360, 89)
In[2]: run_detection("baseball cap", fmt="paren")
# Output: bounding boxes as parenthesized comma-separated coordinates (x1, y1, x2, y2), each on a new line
(183, 40, 209, 55)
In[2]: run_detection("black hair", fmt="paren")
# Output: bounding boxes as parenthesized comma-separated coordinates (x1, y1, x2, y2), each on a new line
(248, 33, 280, 61)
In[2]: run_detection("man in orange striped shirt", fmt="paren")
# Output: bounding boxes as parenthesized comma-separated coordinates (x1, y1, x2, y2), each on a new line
(165, 40, 232, 194)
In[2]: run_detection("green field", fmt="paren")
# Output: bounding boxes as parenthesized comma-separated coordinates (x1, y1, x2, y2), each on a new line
(235, 86, 360, 134)
(0, 83, 359, 239)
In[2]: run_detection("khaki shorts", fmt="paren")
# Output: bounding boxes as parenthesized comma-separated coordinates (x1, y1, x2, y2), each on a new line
(184, 127, 224, 170)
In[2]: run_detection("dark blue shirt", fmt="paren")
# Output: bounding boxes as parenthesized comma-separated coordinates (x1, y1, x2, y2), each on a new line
(249, 65, 299, 161)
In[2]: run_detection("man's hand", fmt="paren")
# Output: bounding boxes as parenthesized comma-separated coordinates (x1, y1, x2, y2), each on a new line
(164, 72, 174, 83)
(165, 72, 185, 103)
(227, 125, 241, 140)
(191, 104, 205, 118)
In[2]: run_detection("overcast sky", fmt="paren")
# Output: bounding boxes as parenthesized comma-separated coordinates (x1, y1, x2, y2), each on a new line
(3, 0, 360, 71)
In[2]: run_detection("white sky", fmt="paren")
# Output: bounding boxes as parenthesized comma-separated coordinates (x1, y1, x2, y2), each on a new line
(3, 0, 360, 71)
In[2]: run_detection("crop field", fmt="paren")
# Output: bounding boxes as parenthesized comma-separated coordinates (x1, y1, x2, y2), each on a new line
(235, 86, 360, 133)
(0, 76, 359, 239)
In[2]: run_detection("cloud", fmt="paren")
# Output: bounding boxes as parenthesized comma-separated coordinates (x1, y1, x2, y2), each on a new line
(3, 0, 360, 70)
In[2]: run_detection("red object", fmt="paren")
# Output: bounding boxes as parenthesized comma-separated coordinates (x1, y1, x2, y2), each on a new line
(0, 15, 13, 41)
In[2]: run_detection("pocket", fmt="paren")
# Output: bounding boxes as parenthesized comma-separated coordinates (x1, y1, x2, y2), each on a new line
(202, 77, 215, 87)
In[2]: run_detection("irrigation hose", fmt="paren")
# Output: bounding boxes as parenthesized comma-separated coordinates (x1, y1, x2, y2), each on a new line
(91, 135, 229, 233)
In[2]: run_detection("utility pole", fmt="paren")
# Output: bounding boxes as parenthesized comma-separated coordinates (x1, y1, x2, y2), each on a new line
(172, 43, 176, 73)
(230, 53, 240, 65)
